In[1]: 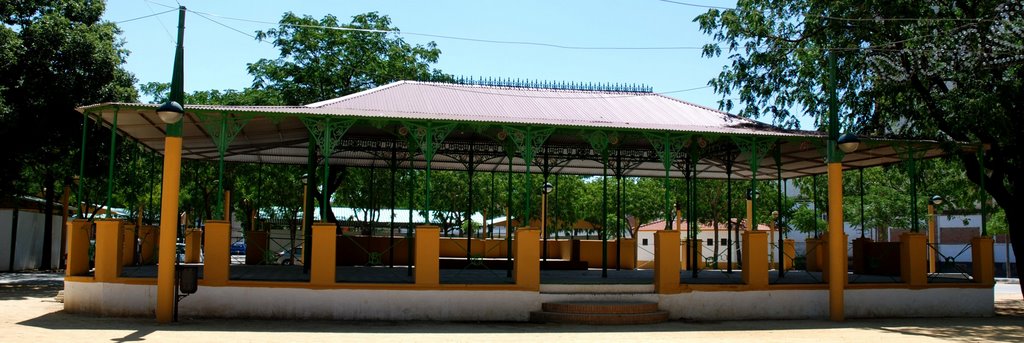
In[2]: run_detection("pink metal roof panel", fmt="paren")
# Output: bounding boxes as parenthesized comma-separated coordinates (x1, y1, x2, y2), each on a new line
(306, 81, 793, 136)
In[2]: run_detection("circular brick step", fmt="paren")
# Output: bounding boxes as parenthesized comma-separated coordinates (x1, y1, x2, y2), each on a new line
(541, 301, 660, 315)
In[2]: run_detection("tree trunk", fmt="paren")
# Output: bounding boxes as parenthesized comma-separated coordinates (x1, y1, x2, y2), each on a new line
(1005, 198, 1023, 295)
(41, 171, 55, 270)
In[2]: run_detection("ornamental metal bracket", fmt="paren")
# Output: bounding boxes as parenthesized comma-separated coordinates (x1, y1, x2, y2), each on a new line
(195, 111, 252, 157)
(504, 125, 555, 164)
(403, 121, 457, 164)
(301, 116, 356, 160)
(732, 136, 777, 179)
(643, 132, 690, 172)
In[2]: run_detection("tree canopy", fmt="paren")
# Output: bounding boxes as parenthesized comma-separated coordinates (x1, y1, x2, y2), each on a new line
(696, 0, 1023, 290)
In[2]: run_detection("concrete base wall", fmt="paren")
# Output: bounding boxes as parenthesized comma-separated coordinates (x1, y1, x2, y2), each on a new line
(65, 281, 539, 321)
(64, 281, 993, 321)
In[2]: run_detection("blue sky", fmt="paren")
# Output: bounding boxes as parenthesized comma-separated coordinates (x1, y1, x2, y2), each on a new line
(104, 0, 785, 124)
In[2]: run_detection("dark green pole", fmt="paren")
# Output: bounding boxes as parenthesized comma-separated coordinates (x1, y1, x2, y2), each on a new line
(303, 138, 316, 274)
(217, 119, 226, 219)
(859, 168, 865, 239)
(776, 147, 785, 277)
(104, 109, 119, 218)
(506, 155, 513, 278)
(726, 158, 734, 273)
(615, 149, 622, 271)
(390, 144, 397, 267)
(689, 157, 698, 278)
(602, 152, 608, 278)
(77, 113, 89, 218)
(979, 147, 987, 236)
(466, 144, 474, 260)
(910, 157, 919, 232)
(813, 174, 820, 238)
(542, 148, 549, 262)
(407, 153, 414, 276)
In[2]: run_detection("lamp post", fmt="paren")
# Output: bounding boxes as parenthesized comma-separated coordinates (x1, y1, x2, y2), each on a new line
(928, 195, 943, 273)
(745, 189, 758, 231)
(541, 182, 554, 262)
(825, 53, 860, 322)
(770, 210, 779, 267)
(155, 5, 187, 324)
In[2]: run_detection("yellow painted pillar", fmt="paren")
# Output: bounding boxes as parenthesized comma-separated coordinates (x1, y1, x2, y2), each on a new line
(826, 162, 846, 321)
(184, 228, 202, 263)
(94, 219, 124, 282)
(310, 223, 337, 286)
(156, 135, 183, 324)
(121, 224, 136, 267)
(741, 230, 768, 288)
(680, 239, 689, 271)
(805, 238, 823, 272)
(66, 219, 92, 277)
(415, 225, 440, 286)
(513, 227, 540, 290)
(745, 199, 753, 231)
(203, 220, 230, 285)
(971, 236, 995, 285)
(138, 225, 158, 265)
(899, 232, 927, 286)
(654, 230, 680, 293)
(783, 239, 795, 271)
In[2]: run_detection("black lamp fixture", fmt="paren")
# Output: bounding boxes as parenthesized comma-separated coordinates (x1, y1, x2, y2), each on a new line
(156, 101, 184, 124)
(930, 195, 944, 206)
(837, 133, 861, 153)
(746, 189, 759, 200)
(541, 182, 554, 195)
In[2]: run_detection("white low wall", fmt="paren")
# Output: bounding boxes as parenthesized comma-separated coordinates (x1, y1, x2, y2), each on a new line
(65, 281, 993, 321)
(65, 281, 540, 321)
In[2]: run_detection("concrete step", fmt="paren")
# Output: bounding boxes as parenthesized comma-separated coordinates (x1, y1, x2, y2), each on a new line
(542, 301, 660, 314)
(531, 301, 668, 325)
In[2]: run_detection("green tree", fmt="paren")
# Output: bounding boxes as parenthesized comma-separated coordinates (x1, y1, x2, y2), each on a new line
(696, 0, 1024, 292)
(1, 0, 136, 269)
(249, 11, 450, 106)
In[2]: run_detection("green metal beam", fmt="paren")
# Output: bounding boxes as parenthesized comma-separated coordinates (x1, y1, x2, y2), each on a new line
(104, 108, 119, 219)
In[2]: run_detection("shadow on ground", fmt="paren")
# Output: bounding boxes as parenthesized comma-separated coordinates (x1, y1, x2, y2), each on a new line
(16, 303, 1024, 343)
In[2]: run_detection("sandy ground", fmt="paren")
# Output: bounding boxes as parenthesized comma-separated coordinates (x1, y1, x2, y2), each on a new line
(1, 273, 1021, 343)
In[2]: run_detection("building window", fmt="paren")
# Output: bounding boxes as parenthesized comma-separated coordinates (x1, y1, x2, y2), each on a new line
(721, 239, 728, 246)
(706, 238, 714, 246)
(642, 238, 648, 246)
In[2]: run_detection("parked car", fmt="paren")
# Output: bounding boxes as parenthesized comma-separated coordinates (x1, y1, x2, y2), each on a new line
(230, 241, 246, 255)
(276, 247, 303, 265)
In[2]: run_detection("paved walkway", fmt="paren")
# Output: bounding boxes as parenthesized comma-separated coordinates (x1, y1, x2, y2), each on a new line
(2, 272, 1022, 342)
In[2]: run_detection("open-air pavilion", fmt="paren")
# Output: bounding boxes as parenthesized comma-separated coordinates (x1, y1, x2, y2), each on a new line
(65, 79, 996, 323)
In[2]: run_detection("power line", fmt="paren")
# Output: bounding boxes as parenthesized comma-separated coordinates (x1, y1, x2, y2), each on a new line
(191, 10, 258, 39)
(654, 0, 999, 23)
(188, 9, 708, 51)
(114, 8, 176, 25)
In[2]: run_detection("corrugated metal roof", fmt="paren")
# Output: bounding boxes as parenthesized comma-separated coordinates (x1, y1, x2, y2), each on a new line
(304, 81, 794, 136)
(75, 81, 955, 179)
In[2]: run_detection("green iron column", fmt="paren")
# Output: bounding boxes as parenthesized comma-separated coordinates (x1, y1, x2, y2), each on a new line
(77, 112, 89, 218)
(389, 143, 397, 267)
(466, 143, 475, 260)
(859, 168, 865, 239)
(726, 155, 735, 273)
(979, 146, 987, 236)
(615, 149, 622, 271)
(104, 108, 119, 218)
(775, 146, 785, 277)
(303, 139, 316, 274)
